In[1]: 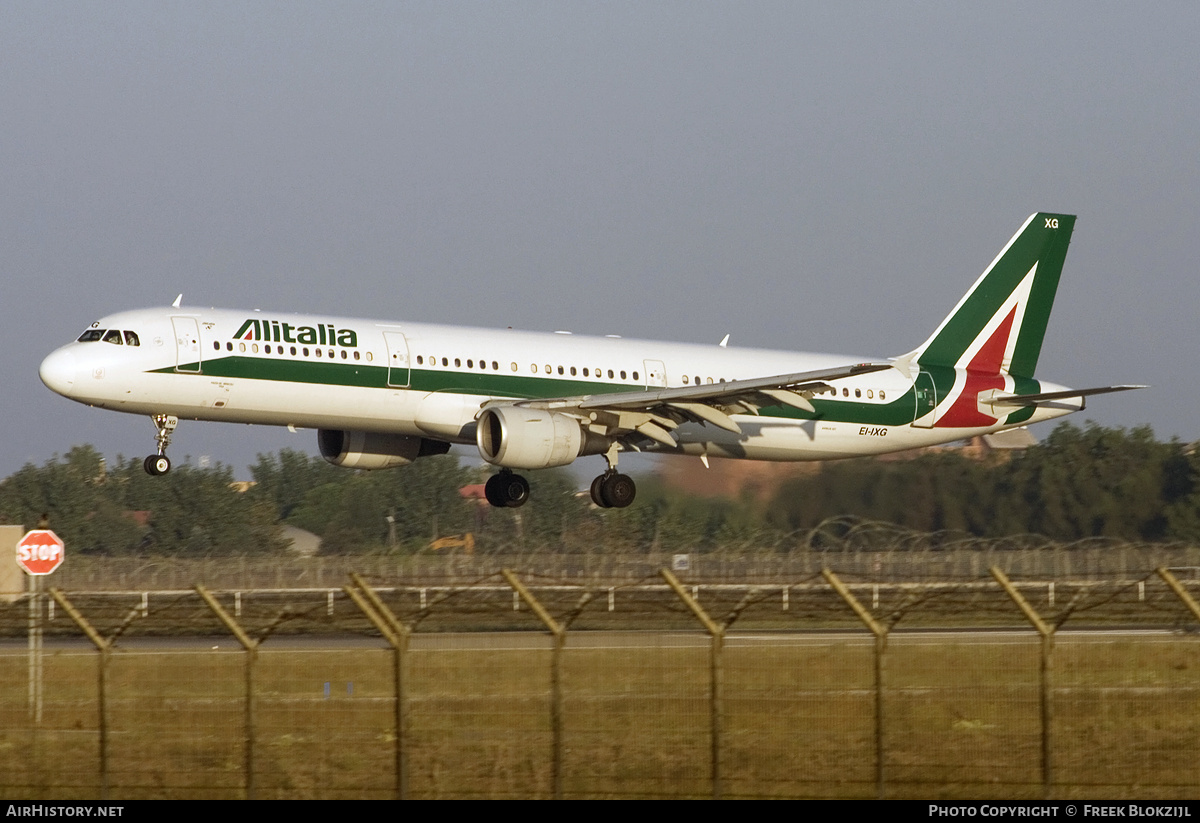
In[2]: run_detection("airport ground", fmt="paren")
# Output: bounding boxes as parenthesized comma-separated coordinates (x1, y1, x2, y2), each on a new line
(2, 588, 1199, 800)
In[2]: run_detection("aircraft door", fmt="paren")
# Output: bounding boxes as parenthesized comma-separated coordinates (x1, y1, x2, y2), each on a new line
(384, 331, 411, 388)
(171, 317, 202, 373)
(913, 370, 938, 428)
(643, 360, 667, 389)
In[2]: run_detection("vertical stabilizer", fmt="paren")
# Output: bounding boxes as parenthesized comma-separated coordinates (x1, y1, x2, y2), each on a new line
(912, 213, 1075, 378)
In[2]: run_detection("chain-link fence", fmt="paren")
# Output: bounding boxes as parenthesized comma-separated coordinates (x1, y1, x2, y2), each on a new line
(34, 536, 1200, 593)
(1, 566, 1199, 799)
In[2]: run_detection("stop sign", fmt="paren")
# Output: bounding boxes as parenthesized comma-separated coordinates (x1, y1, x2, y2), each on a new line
(16, 530, 65, 575)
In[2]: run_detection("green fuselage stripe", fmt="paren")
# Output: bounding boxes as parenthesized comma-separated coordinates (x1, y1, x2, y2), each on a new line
(152, 355, 931, 428)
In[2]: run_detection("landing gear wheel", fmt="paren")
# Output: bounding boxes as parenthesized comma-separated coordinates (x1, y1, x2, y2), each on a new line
(504, 473, 530, 507)
(143, 454, 171, 476)
(484, 474, 506, 507)
(590, 475, 608, 507)
(597, 472, 636, 508)
(485, 471, 530, 508)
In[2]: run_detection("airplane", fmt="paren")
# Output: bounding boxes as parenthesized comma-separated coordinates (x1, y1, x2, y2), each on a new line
(39, 212, 1141, 509)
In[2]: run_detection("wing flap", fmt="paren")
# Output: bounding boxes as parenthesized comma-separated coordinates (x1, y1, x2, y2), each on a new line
(665, 401, 743, 434)
(757, 388, 817, 414)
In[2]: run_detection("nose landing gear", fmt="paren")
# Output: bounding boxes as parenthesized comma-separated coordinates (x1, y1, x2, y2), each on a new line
(143, 454, 171, 476)
(143, 414, 178, 476)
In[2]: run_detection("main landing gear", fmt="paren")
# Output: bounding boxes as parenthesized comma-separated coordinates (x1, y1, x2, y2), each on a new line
(590, 471, 636, 508)
(484, 469, 530, 508)
(142, 414, 178, 476)
(483, 448, 636, 509)
(590, 445, 635, 508)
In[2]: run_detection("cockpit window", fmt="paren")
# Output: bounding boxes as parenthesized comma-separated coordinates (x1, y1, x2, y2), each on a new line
(77, 328, 140, 345)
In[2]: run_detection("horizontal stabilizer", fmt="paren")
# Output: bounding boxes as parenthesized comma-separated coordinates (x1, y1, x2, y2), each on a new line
(989, 385, 1147, 407)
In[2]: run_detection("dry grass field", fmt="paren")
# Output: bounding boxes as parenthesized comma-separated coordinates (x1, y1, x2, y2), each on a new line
(1, 632, 1198, 799)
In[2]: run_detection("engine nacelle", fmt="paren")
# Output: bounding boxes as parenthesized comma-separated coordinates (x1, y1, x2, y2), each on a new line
(318, 430, 450, 470)
(476, 407, 588, 469)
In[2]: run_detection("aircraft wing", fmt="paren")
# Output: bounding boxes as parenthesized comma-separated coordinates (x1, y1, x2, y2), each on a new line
(482, 362, 892, 448)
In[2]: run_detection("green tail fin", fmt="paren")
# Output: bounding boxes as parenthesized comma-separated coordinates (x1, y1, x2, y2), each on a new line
(912, 213, 1076, 377)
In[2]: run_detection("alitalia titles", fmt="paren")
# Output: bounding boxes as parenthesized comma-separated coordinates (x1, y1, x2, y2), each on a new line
(234, 319, 358, 348)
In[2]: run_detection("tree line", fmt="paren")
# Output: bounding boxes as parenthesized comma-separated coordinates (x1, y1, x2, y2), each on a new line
(0, 422, 1197, 556)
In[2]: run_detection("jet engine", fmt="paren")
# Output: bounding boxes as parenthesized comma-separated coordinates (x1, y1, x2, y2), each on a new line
(318, 429, 450, 470)
(476, 406, 595, 469)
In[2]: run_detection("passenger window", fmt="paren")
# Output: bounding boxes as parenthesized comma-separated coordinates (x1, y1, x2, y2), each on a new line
(608, 369, 614, 379)
(290, 346, 297, 355)
(683, 376, 689, 384)
(855, 389, 861, 398)
(583, 368, 589, 377)
(633, 371, 639, 380)
(511, 362, 518, 372)
(340, 350, 347, 360)
(252, 344, 259, 353)
(124, 331, 140, 346)
(328, 349, 334, 359)
(315, 349, 321, 358)
(417, 356, 423, 364)
(303, 347, 310, 356)
(467, 359, 473, 368)
(843, 388, 849, 397)
(620, 370, 627, 379)
(492, 361, 498, 370)
(442, 357, 449, 366)
(879, 390, 886, 400)
(211, 341, 219, 350)
(354, 351, 361, 361)
(239, 342, 246, 353)
(557, 366, 564, 375)
(226, 342, 233, 351)
(455, 358, 461, 367)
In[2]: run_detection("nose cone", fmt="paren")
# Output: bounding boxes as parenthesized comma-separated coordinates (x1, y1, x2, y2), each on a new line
(39, 348, 77, 396)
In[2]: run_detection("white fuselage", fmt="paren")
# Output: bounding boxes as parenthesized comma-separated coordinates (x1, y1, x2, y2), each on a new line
(39, 306, 1080, 466)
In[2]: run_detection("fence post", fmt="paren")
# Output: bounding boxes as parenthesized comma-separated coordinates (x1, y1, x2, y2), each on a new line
(344, 573, 410, 800)
(48, 588, 115, 800)
(1157, 567, 1200, 623)
(660, 569, 725, 800)
(195, 585, 260, 801)
(502, 569, 593, 800)
(990, 567, 1054, 799)
(822, 569, 888, 800)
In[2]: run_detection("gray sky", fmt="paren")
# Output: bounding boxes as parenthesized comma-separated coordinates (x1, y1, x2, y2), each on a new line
(3, 2, 1196, 479)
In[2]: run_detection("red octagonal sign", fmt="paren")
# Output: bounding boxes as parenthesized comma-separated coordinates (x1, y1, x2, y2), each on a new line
(16, 530, 65, 575)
